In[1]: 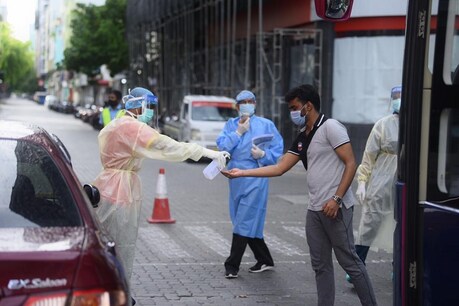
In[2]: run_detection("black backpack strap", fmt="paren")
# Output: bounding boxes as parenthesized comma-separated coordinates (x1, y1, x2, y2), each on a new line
(301, 113, 328, 170)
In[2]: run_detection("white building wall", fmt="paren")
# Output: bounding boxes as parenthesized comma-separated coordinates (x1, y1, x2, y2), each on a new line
(35, 0, 106, 77)
(315, 0, 423, 124)
(332, 36, 404, 124)
(0, 0, 7, 22)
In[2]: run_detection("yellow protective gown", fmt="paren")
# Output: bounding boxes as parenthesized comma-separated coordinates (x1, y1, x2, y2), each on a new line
(355, 114, 398, 252)
(93, 116, 205, 280)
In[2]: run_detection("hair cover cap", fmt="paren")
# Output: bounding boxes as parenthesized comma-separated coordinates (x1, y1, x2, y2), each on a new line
(236, 90, 256, 103)
(391, 85, 402, 98)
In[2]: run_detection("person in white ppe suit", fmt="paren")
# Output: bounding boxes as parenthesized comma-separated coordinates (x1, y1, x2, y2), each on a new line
(346, 85, 401, 283)
(93, 87, 230, 300)
(217, 90, 283, 279)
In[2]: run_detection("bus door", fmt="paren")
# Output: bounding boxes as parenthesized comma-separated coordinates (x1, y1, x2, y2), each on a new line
(396, 0, 459, 305)
(422, 0, 459, 305)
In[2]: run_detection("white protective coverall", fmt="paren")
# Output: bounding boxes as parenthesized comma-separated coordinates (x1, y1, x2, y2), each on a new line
(93, 116, 212, 280)
(355, 113, 398, 252)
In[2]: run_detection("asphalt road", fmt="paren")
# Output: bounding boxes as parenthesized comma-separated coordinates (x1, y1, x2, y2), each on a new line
(0, 97, 393, 305)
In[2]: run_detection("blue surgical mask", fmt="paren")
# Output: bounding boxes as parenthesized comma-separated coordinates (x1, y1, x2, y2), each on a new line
(239, 104, 255, 117)
(138, 109, 154, 123)
(290, 104, 307, 126)
(391, 98, 401, 113)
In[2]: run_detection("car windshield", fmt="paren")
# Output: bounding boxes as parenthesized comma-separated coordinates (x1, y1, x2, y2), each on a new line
(0, 139, 81, 228)
(191, 102, 238, 121)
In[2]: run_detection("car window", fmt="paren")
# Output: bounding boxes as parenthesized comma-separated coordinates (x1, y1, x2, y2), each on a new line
(0, 139, 81, 228)
(191, 103, 238, 121)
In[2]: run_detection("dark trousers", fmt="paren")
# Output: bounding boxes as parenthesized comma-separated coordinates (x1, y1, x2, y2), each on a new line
(355, 244, 370, 264)
(224, 233, 274, 273)
(307, 208, 377, 306)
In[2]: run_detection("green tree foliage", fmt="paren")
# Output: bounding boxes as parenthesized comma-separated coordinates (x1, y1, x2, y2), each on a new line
(64, 0, 128, 77)
(0, 23, 36, 92)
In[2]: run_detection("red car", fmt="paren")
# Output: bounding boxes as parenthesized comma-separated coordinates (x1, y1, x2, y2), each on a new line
(0, 120, 129, 306)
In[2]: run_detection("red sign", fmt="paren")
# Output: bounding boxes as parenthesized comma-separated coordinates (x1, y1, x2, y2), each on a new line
(192, 101, 234, 108)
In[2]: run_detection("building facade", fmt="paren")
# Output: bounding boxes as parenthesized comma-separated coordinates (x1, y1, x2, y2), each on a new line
(126, 0, 407, 155)
(34, 0, 108, 107)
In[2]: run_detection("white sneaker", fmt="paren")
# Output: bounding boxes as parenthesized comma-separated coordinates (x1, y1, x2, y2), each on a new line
(225, 272, 238, 279)
(249, 263, 274, 273)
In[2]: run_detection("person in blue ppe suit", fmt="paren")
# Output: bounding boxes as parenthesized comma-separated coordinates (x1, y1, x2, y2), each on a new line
(216, 90, 283, 279)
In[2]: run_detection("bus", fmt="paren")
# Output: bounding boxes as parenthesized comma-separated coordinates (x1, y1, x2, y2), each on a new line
(315, 0, 459, 305)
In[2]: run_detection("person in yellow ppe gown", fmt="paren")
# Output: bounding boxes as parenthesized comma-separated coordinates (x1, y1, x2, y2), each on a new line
(93, 87, 230, 292)
(346, 85, 401, 283)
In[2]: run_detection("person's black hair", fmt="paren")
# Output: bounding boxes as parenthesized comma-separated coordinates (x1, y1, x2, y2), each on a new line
(284, 84, 321, 112)
(111, 90, 122, 101)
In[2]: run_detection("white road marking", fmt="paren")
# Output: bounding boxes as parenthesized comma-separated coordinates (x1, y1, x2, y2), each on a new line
(134, 260, 309, 266)
(138, 227, 191, 258)
(136, 224, 390, 264)
(184, 225, 249, 257)
(265, 232, 308, 256)
(283, 225, 306, 239)
(133, 259, 392, 266)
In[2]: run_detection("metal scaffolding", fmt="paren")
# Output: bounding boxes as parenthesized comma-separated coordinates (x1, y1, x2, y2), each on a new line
(255, 28, 322, 130)
(126, 0, 323, 139)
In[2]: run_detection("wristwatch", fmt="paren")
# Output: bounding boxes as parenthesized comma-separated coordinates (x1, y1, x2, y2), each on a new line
(332, 195, 343, 208)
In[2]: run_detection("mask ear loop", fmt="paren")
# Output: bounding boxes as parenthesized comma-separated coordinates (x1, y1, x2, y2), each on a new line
(125, 110, 138, 118)
(141, 98, 146, 115)
(299, 103, 308, 116)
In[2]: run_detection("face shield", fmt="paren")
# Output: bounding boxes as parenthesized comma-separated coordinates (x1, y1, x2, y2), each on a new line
(122, 94, 139, 109)
(140, 93, 159, 128)
(123, 93, 159, 128)
(390, 85, 402, 114)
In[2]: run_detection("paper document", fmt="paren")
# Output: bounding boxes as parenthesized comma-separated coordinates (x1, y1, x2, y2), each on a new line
(252, 134, 274, 149)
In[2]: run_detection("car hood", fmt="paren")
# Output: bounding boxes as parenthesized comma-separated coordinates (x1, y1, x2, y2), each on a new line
(0, 227, 84, 296)
(189, 120, 226, 131)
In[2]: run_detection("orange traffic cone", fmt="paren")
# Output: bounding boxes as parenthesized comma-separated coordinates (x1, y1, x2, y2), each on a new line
(147, 168, 176, 223)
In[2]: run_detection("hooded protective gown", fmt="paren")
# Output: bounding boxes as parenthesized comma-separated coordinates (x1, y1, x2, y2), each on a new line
(355, 114, 398, 252)
(217, 115, 283, 238)
(93, 116, 206, 280)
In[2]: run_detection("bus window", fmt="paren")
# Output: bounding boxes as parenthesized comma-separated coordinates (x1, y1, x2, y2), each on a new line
(427, 1, 439, 74)
(437, 109, 459, 196)
(443, 1, 459, 84)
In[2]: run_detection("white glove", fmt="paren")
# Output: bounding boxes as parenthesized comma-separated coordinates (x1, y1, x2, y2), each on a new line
(236, 117, 250, 136)
(251, 144, 265, 159)
(202, 149, 231, 169)
(356, 181, 366, 203)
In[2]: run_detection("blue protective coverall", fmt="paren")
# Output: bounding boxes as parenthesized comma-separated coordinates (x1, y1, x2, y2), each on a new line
(217, 115, 283, 238)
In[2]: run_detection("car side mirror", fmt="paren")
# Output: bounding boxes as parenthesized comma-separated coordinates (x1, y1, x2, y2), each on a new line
(314, 0, 354, 21)
(83, 184, 100, 208)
